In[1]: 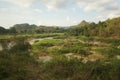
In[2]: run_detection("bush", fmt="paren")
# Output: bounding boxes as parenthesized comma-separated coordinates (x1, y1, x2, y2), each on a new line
(48, 47, 70, 55)
(33, 39, 64, 47)
(72, 48, 91, 55)
(42, 56, 83, 80)
(32, 39, 64, 53)
(0, 50, 120, 80)
(40, 56, 120, 80)
(96, 47, 120, 57)
(97, 38, 120, 46)
(0, 51, 41, 80)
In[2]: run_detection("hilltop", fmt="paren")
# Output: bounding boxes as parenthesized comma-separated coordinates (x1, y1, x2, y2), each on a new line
(68, 17, 120, 37)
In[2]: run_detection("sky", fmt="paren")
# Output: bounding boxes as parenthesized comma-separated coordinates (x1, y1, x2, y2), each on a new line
(0, 0, 120, 28)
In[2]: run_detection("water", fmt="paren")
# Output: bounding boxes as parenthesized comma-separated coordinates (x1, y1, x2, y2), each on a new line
(29, 37, 53, 45)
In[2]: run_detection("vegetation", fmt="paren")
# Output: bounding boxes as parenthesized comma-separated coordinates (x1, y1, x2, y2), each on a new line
(0, 17, 120, 80)
(0, 24, 66, 34)
(41, 57, 120, 80)
(67, 17, 120, 37)
(0, 50, 120, 80)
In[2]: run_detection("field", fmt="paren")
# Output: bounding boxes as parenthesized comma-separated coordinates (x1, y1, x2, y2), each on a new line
(0, 1, 120, 80)
(0, 33, 120, 80)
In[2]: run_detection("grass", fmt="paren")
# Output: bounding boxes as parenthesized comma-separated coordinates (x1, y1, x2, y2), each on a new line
(34, 39, 64, 46)
(0, 35, 14, 39)
(32, 38, 93, 56)
(41, 56, 120, 80)
(0, 35, 120, 80)
(29, 33, 64, 38)
(32, 39, 64, 53)
(95, 47, 120, 57)
(0, 33, 64, 39)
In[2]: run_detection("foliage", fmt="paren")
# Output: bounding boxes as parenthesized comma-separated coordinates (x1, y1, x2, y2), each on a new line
(40, 56, 120, 80)
(95, 47, 120, 57)
(0, 50, 42, 80)
(97, 38, 120, 46)
(33, 39, 64, 47)
(0, 16, 120, 80)
(32, 39, 64, 53)
(0, 36, 120, 80)
(67, 17, 120, 37)
(0, 26, 7, 34)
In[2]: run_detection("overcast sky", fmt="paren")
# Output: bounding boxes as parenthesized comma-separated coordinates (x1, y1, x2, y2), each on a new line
(0, 0, 120, 28)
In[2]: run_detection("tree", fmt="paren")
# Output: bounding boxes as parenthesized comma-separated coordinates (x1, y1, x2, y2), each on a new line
(0, 26, 6, 34)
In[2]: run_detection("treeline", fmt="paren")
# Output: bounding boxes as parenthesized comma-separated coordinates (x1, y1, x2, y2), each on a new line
(0, 17, 120, 37)
(67, 17, 120, 37)
(0, 23, 66, 34)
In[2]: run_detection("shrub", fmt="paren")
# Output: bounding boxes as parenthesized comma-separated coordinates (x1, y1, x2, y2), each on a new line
(96, 47, 120, 57)
(48, 47, 70, 55)
(42, 56, 83, 80)
(33, 39, 64, 47)
(0, 51, 41, 80)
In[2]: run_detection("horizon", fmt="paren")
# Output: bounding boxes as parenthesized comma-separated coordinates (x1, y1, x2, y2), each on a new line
(0, 0, 120, 28)
(0, 17, 111, 29)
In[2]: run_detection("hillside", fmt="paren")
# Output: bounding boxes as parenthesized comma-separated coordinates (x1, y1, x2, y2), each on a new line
(68, 17, 120, 37)
(0, 17, 120, 38)
(12, 23, 37, 33)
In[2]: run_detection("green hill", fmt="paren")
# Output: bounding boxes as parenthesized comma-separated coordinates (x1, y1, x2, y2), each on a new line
(68, 17, 120, 38)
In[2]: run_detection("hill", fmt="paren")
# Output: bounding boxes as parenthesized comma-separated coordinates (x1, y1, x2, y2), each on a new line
(68, 17, 120, 37)
(0, 17, 120, 37)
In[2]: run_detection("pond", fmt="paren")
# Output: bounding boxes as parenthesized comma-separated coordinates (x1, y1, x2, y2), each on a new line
(29, 37, 53, 45)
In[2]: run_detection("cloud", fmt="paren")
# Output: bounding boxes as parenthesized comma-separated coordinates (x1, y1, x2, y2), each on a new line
(0, 8, 8, 12)
(97, 15, 106, 21)
(4, 0, 33, 7)
(1, 0, 120, 23)
(3, 0, 78, 9)
(37, 20, 42, 25)
(107, 11, 120, 18)
(34, 9, 43, 13)
(77, 0, 118, 12)
(4, 0, 120, 11)
(35, 0, 78, 10)
(66, 16, 70, 21)
(77, 0, 120, 19)
(73, 20, 78, 24)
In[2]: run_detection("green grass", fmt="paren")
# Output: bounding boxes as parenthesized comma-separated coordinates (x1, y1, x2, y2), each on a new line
(32, 39, 64, 53)
(48, 47, 70, 55)
(32, 37, 94, 55)
(98, 38, 120, 46)
(0, 35, 120, 80)
(41, 56, 120, 80)
(33, 39, 64, 46)
(95, 47, 120, 57)
(47, 41, 92, 55)
(0, 35, 13, 39)
(29, 33, 64, 38)
(0, 33, 63, 39)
